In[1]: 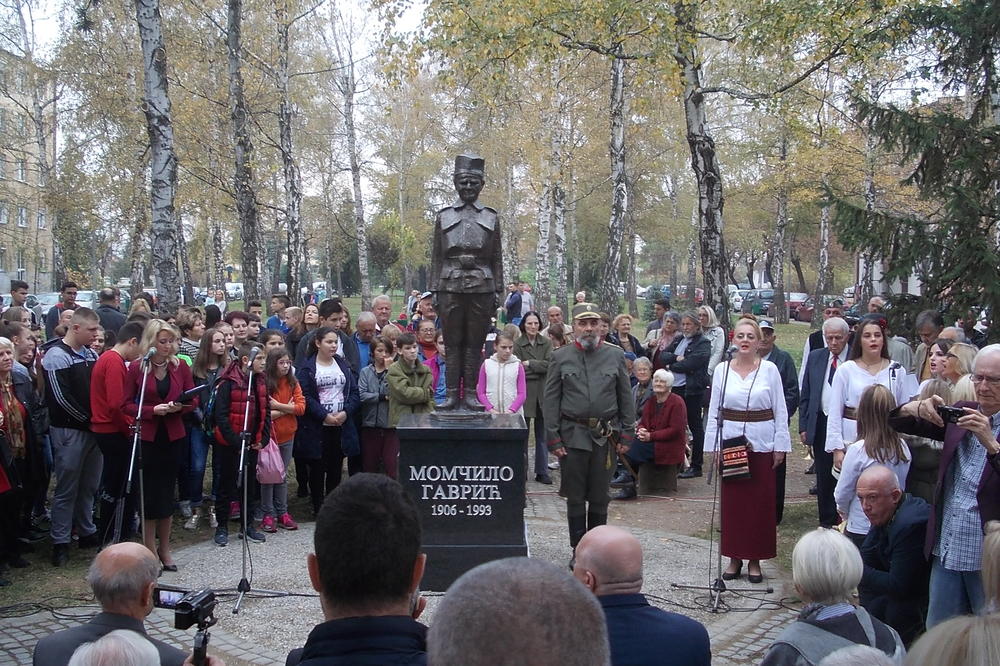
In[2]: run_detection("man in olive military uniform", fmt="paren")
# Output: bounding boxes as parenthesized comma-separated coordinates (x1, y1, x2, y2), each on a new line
(543, 303, 636, 553)
(430, 154, 505, 411)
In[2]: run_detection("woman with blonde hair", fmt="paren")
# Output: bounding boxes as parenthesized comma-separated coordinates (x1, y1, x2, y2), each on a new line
(704, 317, 791, 583)
(906, 613, 1000, 665)
(127, 297, 152, 318)
(833, 384, 911, 547)
(610, 313, 644, 358)
(697, 305, 725, 374)
(122, 319, 195, 571)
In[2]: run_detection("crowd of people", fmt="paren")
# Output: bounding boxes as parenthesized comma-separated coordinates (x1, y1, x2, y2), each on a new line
(5, 276, 1000, 664)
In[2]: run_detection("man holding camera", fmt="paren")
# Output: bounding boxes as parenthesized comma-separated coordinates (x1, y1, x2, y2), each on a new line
(33, 542, 187, 665)
(286, 473, 427, 665)
(888, 343, 1000, 628)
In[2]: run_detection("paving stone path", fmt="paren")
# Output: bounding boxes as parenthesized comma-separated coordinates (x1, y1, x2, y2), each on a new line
(0, 481, 806, 665)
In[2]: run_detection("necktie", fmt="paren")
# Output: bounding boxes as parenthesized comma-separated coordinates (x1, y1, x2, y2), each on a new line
(828, 355, 838, 385)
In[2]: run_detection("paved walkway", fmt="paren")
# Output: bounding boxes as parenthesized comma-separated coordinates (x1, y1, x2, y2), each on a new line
(1, 488, 803, 665)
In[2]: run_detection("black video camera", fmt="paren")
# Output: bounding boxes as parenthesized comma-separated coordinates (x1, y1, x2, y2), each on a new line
(936, 405, 966, 425)
(154, 587, 217, 631)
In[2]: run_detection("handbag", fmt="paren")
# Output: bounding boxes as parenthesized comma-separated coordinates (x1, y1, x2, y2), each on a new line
(256, 437, 286, 484)
(719, 361, 758, 482)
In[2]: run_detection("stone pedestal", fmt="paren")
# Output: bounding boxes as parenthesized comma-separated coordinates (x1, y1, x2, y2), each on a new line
(397, 412, 528, 591)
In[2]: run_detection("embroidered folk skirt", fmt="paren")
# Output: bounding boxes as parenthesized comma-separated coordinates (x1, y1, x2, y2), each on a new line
(720, 451, 777, 560)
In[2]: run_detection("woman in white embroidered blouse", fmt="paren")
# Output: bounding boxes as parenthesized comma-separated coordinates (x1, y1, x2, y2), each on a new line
(704, 318, 791, 583)
(825, 316, 914, 471)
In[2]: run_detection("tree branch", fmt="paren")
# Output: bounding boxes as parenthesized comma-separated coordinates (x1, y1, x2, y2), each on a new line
(699, 40, 848, 100)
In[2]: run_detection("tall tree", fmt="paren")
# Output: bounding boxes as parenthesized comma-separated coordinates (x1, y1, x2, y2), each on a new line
(227, 0, 261, 302)
(135, 0, 181, 311)
(274, 0, 304, 301)
(832, 0, 1000, 338)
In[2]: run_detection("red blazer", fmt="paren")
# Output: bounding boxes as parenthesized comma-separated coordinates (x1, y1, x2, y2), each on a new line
(639, 392, 688, 465)
(123, 359, 196, 443)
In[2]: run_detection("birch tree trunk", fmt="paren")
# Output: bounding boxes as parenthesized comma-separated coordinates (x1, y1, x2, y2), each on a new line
(129, 200, 148, 298)
(772, 133, 789, 323)
(860, 128, 877, 301)
(227, 0, 261, 302)
(534, 176, 552, 313)
(597, 53, 628, 316)
(552, 179, 567, 311)
(176, 214, 194, 303)
(332, 31, 372, 310)
(501, 161, 519, 284)
(813, 204, 831, 326)
(212, 217, 225, 291)
(275, 0, 303, 300)
(675, 22, 731, 329)
(135, 0, 181, 312)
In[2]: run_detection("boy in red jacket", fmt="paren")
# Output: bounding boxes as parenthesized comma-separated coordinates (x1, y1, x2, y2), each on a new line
(90, 321, 147, 545)
(213, 341, 270, 546)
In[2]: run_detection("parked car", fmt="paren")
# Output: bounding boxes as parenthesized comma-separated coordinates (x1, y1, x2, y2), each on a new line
(730, 291, 743, 312)
(745, 289, 775, 315)
(674, 285, 704, 304)
(769, 292, 809, 318)
(75, 290, 95, 310)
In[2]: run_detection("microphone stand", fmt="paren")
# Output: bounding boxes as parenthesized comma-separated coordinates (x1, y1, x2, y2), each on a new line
(113, 352, 151, 545)
(233, 355, 256, 615)
(672, 346, 767, 611)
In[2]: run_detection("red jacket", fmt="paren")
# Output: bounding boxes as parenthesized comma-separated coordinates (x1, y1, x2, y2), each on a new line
(639, 392, 688, 465)
(123, 359, 196, 443)
(90, 350, 134, 436)
(214, 362, 270, 447)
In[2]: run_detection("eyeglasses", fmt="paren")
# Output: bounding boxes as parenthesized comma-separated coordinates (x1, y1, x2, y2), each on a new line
(971, 374, 1000, 386)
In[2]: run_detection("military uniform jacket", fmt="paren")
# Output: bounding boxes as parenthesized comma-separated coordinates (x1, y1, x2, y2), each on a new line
(543, 340, 636, 452)
(430, 200, 503, 294)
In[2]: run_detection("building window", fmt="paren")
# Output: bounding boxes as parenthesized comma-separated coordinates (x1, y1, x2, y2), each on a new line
(0, 204, 7, 225)
(0, 247, 7, 273)
(15, 159, 25, 182)
(0, 154, 5, 180)
(16, 247, 24, 274)
(16, 207, 27, 227)
(36, 211, 45, 229)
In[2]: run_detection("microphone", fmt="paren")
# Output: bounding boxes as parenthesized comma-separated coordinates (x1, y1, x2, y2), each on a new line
(248, 346, 260, 363)
(725, 344, 738, 357)
(142, 348, 156, 363)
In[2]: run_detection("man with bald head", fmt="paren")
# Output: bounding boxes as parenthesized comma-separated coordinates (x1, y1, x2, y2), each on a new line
(573, 526, 710, 665)
(429, 557, 609, 666)
(33, 542, 188, 665)
(857, 465, 931, 645)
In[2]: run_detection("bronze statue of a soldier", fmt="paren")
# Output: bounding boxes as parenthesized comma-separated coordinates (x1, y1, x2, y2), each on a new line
(430, 154, 504, 411)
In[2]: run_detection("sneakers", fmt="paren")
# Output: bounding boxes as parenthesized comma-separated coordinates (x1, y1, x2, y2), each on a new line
(183, 509, 201, 531)
(239, 525, 266, 543)
(209, 509, 218, 528)
(548, 460, 560, 470)
(278, 513, 298, 530)
(214, 527, 228, 547)
(229, 501, 241, 521)
(261, 515, 277, 533)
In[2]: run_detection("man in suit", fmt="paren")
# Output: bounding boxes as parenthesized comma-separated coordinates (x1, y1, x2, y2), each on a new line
(759, 319, 799, 524)
(573, 525, 710, 666)
(33, 542, 188, 666)
(799, 316, 851, 528)
(889, 343, 1000, 627)
(857, 464, 931, 646)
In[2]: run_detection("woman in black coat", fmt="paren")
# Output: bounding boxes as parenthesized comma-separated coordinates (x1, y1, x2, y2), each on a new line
(657, 311, 711, 478)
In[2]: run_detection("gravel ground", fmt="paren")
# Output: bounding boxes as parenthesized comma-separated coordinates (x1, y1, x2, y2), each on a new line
(161, 489, 785, 660)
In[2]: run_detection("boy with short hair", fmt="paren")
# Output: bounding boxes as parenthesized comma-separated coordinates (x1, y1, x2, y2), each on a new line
(387, 333, 434, 427)
(213, 341, 270, 546)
